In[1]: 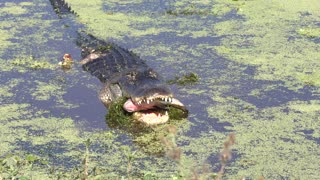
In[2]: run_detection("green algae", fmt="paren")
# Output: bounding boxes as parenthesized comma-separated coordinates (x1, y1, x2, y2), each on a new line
(105, 97, 132, 127)
(211, 3, 233, 17)
(0, 154, 50, 179)
(0, 0, 320, 179)
(64, 0, 217, 40)
(0, 29, 13, 53)
(298, 27, 320, 38)
(167, 72, 199, 85)
(296, 71, 320, 86)
(0, 78, 21, 99)
(0, 88, 13, 99)
(1, 55, 56, 73)
(0, 2, 66, 72)
(207, 97, 320, 178)
(212, 0, 320, 90)
(11, 56, 55, 71)
(61, 0, 320, 177)
(60, 0, 153, 40)
(1, 2, 28, 15)
(205, 1, 320, 177)
(165, 3, 212, 16)
(31, 80, 63, 101)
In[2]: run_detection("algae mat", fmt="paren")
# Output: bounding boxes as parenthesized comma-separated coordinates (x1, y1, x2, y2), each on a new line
(0, 0, 319, 179)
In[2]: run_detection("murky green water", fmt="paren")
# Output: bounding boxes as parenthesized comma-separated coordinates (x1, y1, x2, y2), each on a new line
(0, 0, 319, 179)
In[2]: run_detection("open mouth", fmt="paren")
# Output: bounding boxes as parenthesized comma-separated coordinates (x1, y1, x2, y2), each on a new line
(123, 96, 187, 125)
(132, 110, 169, 125)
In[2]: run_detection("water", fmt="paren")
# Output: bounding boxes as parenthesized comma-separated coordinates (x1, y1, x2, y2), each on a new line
(0, 0, 319, 178)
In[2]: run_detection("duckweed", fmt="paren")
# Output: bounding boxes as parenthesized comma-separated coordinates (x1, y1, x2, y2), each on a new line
(167, 72, 199, 85)
(1, 0, 320, 179)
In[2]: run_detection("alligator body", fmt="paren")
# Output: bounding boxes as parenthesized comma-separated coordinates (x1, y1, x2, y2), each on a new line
(51, 0, 188, 125)
(79, 34, 187, 124)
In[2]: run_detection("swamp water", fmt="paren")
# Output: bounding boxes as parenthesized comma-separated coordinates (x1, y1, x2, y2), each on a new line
(0, 0, 319, 179)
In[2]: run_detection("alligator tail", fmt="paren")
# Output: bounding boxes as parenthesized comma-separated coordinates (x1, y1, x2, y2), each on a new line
(49, 0, 76, 17)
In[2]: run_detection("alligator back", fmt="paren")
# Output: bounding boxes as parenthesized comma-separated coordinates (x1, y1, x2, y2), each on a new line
(79, 33, 149, 83)
(50, 0, 149, 83)
(50, 0, 74, 16)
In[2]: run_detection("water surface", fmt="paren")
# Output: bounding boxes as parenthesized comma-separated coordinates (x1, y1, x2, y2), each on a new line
(0, 0, 319, 178)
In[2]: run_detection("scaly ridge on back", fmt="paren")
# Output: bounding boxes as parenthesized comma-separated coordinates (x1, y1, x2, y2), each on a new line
(49, 0, 76, 17)
(78, 33, 149, 83)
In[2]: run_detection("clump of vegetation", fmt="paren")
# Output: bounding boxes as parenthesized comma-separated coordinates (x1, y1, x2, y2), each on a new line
(0, 154, 48, 179)
(11, 56, 54, 70)
(168, 106, 188, 119)
(168, 72, 199, 85)
(165, 4, 212, 16)
(97, 44, 113, 51)
(298, 28, 320, 38)
(105, 97, 132, 127)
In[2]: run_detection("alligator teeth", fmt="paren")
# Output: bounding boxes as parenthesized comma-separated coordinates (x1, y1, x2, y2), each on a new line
(147, 99, 150, 104)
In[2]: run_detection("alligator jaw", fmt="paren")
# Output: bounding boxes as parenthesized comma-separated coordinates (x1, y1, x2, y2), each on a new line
(132, 111, 169, 125)
(123, 97, 186, 125)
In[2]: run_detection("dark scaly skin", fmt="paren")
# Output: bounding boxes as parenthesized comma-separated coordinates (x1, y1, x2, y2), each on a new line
(78, 35, 177, 109)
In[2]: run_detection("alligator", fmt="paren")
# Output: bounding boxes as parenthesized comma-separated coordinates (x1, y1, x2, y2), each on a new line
(51, 0, 188, 125)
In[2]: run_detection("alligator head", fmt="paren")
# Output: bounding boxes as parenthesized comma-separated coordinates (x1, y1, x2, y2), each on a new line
(111, 67, 187, 124)
(80, 44, 188, 125)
